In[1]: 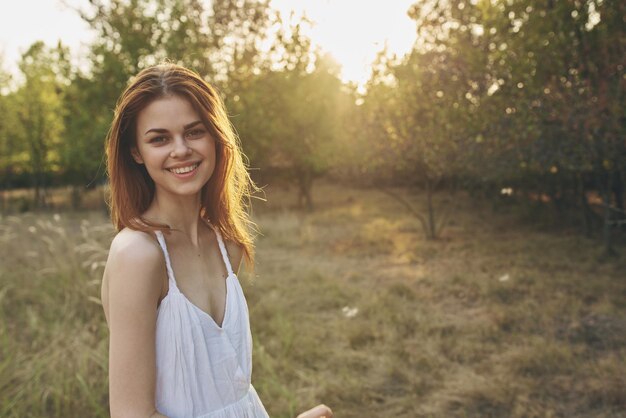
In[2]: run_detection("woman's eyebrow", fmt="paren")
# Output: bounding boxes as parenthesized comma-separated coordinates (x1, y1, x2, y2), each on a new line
(144, 120, 203, 135)
(144, 127, 168, 135)
(183, 120, 203, 130)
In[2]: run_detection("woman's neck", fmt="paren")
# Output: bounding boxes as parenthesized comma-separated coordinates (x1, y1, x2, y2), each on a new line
(144, 191, 207, 246)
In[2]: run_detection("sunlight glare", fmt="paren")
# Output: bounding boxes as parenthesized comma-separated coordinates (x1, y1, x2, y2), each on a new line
(270, 0, 416, 85)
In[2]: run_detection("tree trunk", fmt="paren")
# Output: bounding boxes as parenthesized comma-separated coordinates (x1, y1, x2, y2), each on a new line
(295, 167, 314, 211)
(601, 171, 617, 257)
(577, 172, 594, 238)
(426, 175, 436, 239)
(33, 178, 46, 210)
(549, 172, 566, 227)
(71, 185, 83, 210)
(612, 169, 625, 231)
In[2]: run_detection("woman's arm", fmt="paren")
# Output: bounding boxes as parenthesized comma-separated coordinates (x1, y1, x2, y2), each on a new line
(105, 231, 168, 418)
(297, 404, 333, 418)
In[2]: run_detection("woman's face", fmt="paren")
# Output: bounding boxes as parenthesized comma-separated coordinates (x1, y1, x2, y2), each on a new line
(132, 95, 216, 199)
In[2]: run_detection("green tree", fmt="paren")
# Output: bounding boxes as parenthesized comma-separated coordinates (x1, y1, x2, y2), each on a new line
(79, 0, 213, 87)
(404, 0, 625, 249)
(14, 41, 69, 208)
(59, 72, 110, 208)
(208, 0, 274, 89)
(0, 55, 21, 210)
(354, 45, 472, 239)
(229, 18, 347, 210)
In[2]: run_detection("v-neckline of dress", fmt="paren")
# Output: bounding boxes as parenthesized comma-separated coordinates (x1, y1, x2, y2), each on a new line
(155, 228, 234, 330)
(177, 273, 234, 330)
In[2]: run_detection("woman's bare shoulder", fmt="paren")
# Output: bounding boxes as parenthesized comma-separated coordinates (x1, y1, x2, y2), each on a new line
(106, 228, 165, 279)
(102, 228, 167, 325)
(109, 228, 162, 258)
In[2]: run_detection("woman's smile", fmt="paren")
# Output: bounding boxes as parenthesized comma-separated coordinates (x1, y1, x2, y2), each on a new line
(167, 162, 201, 176)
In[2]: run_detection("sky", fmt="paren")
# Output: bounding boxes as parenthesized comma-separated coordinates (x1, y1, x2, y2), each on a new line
(0, 0, 417, 86)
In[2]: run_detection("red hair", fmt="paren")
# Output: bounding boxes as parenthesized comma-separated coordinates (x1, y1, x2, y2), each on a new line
(105, 63, 261, 270)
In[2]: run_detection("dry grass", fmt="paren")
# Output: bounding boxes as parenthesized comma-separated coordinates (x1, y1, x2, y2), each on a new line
(1, 180, 625, 417)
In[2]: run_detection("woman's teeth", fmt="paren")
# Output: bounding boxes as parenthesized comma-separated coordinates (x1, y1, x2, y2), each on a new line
(169, 163, 199, 174)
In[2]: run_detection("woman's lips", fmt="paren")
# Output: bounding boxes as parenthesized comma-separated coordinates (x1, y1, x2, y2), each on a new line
(167, 162, 200, 178)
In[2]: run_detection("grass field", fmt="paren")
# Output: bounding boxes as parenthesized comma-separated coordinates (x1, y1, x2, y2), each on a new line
(1, 181, 625, 417)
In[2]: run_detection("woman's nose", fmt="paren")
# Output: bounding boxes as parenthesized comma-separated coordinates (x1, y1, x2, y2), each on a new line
(170, 136, 192, 158)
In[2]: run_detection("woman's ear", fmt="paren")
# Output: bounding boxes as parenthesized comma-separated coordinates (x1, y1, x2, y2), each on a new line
(131, 147, 144, 164)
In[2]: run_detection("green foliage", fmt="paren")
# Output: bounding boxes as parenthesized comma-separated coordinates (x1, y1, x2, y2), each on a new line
(0, 0, 623, 246)
(228, 17, 350, 209)
(338, 0, 624, 243)
(402, 0, 625, 195)
(12, 42, 69, 206)
(0, 57, 23, 192)
(210, 0, 275, 88)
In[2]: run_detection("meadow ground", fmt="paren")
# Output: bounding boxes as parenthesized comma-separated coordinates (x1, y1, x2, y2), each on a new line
(0, 180, 625, 417)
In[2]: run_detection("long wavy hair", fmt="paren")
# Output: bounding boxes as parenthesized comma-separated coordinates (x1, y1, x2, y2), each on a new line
(105, 63, 261, 271)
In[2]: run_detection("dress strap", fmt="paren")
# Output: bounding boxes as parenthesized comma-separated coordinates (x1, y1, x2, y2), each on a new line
(209, 224, 235, 277)
(154, 230, 179, 291)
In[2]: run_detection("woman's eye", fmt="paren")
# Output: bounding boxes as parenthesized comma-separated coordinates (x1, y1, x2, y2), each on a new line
(150, 136, 168, 144)
(186, 129, 205, 139)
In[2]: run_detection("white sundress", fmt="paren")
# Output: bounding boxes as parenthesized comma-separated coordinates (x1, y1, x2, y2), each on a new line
(153, 225, 270, 418)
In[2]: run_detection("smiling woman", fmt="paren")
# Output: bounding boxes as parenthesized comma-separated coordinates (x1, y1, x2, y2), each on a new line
(130, 96, 217, 198)
(100, 63, 332, 418)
